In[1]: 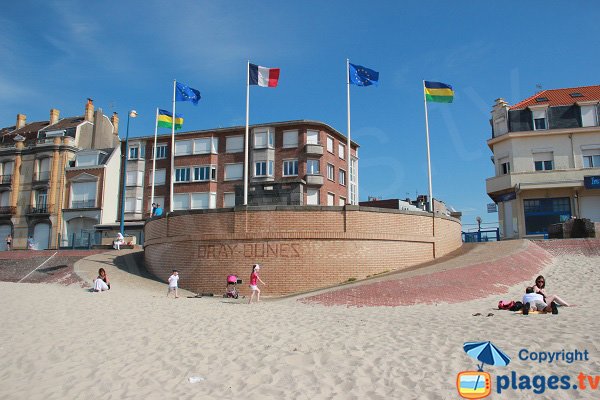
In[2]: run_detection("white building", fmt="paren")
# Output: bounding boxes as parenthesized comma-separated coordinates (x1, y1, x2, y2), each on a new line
(486, 86, 600, 239)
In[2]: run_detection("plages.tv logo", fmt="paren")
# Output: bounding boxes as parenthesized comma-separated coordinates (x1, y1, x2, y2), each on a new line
(457, 341, 511, 399)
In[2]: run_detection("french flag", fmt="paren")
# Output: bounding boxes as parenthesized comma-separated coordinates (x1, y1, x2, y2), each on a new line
(249, 63, 280, 87)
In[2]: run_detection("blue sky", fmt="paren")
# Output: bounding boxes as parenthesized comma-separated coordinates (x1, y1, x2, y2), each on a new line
(2, 1, 599, 229)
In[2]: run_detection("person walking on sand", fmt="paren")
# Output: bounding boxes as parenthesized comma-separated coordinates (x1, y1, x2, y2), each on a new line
(248, 264, 266, 304)
(167, 270, 179, 298)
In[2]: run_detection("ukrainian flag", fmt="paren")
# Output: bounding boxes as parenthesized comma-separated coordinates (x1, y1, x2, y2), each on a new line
(157, 109, 183, 129)
(424, 81, 454, 103)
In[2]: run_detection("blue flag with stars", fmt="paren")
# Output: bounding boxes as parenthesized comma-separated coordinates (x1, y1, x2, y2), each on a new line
(349, 63, 379, 86)
(175, 82, 201, 105)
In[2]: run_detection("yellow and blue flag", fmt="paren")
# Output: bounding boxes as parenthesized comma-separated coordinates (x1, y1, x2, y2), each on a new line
(424, 81, 454, 103)
(157, 109, 183, 130)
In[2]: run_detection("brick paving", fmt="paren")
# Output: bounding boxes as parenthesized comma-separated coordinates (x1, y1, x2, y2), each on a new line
(0, 250, 105, 285)
(300, 239, 598, 307)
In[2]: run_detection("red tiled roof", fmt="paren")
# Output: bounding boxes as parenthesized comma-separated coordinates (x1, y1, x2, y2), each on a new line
(510, 85, 600, 110)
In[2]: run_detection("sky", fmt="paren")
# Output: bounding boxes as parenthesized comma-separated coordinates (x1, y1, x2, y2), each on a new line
(2, 1, 600, 230)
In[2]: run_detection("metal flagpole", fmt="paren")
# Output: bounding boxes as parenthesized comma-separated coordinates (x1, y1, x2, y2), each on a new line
(244, 61, 250, 206)
(170, 80, 176, 212)
(150, 107, 158, 209)
(346, 58, 351, 205)
(423, 80, 434, 214)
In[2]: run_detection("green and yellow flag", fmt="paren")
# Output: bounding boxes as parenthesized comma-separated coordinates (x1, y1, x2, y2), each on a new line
(424, 81, 454, 103)
(157, 109, 183, 129)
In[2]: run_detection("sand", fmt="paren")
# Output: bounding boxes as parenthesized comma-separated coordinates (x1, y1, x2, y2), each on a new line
(0, 252, 598, 400)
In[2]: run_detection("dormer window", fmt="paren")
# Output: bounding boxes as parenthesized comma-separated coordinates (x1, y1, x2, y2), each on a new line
(532, 109, 547, 130)
(75, 153, 100, 167)
(580, 104, 598, 127)
(570, 92, 584, 98)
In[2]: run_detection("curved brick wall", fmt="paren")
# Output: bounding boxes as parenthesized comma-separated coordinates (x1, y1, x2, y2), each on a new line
(143, 206, 462, 296)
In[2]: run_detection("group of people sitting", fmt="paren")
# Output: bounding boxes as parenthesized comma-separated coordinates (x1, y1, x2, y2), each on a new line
(522, 275, 570, 315)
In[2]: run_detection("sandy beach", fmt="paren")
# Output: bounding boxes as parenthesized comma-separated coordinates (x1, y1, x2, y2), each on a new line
(0, 248, 598, 400)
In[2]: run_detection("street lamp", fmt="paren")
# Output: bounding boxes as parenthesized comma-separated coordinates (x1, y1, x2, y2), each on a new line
(476, 216, 482, 242)
(119, 110, 138, 235)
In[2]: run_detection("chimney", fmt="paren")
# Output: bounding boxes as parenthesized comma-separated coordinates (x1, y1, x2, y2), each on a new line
(16, 114, 26, 129)
(84, 98, 94, 122)
(111, 112, 119, 136)
(50, 108, 60, 125)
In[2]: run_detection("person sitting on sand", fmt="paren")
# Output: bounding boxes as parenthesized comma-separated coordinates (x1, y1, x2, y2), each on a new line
(523, 286, 557, 315)
(533, 275, 570, 307)
(93, 268, 110, 292)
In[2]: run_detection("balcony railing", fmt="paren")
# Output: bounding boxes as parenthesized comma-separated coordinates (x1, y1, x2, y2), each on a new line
(70, 199, 97, 209)
(0, 175, 12, 185)
(27, 204, 52, 214)
(33, 171, 50, 182)
(0, 206, 16, 215)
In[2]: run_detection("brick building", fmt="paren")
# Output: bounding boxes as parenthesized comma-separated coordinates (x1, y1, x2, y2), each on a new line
(120, 120, 359, 241)
(487, 85, 600, 238)
(0, 99, 121, 250)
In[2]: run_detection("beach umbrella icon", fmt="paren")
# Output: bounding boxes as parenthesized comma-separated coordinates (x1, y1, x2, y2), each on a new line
(463, 341, 511, 371)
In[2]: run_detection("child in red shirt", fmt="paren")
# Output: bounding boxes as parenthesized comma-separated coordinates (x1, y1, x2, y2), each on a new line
(248, 264, 266, 304)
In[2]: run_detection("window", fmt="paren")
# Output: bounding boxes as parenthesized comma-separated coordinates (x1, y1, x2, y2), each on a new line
(327, 163, 335, 181)
(226, 136, 244, 153)
(524, 198, 571, 235)
(194, 137, 218, 154)
(327, 192, 335, 206)
(339, 169, 346, 186)
(283, 159, 298, 176)
(225, 163, 243, 180)
(193, 165, 217, 181)
(128, 146, 139, 160)
(255, 160, 274, 177)
(152, 169, 166, 185)
(126, 171, 143, 186)
(533, 152, 554, 171)
(338, 143, 345, 159)
(306, 159, 320, 175)
(75, 153, 99, 167)
(175, 167, 190, 182)
(326, 136, 334, 153)
(154, 144, 167, 159)
(36, 158, 50, 181)
(306, 188, 319, 205)
(532, 109, 547, 130)
(223, 192, 236, 208)
(71, 181, 96, 208)
(338, 196, 346, 206)
(254, 128, 274, 149)
(283, 130, 298, 148)
(149, 196, 164, 212)
(581, 105, 598, 127)
(498, 157, 510, 175)
(306, 130, 319, 145)
(173, 193, 190, 210)
(36, 189, 47, 208)
(125, 197, 142, 213)
(583, 150, 600, 168)
(174, 140, 192, 156)
(191, 192, 216, 209)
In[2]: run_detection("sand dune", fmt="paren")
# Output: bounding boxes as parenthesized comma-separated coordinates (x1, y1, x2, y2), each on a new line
(0, 250, 598, 399)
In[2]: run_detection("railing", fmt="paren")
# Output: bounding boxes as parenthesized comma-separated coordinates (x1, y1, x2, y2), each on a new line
(0, 175, 12, 185)
(33, 171, 50, 182)
(462, 229, 500, 242)
(0, 206, 16, 215)
(27, 204, 52, 214)
(70, 199, 97, 209)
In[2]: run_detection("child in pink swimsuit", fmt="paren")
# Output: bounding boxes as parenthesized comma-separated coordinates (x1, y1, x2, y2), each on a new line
(248, 264, 266, 304)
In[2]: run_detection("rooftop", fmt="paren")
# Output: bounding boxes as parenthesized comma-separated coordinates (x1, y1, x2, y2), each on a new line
(510, 85, 600, 110)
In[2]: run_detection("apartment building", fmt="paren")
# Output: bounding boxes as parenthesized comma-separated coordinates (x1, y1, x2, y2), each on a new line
(486, 85, 600, 239)
(120, 120, 359, 235)
(0, 99, 120, 250)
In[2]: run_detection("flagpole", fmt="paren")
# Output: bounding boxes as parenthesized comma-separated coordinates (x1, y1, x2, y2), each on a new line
(150, 107, 158, 210)
(423, 80, 434, 214)
(170, 80, 176, 212)
(244, 61, 250, 206)
(346, 58, 351, 205)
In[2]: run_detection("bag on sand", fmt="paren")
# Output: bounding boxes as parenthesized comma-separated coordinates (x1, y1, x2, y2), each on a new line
(498, 300, 515, 310)
(509, 301, 523, 312)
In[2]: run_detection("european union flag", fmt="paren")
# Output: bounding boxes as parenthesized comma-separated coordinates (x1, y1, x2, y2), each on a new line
(349, 63, 379, 86)
(175, 82, 201, 105)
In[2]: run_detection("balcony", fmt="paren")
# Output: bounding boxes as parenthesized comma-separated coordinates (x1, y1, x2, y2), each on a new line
(304, 174, 324, 186)
(26, 204, 52, 215)
(0, 206, 16, 216)
(32, 171, 50, 184)
(69, 199, 97, 209)
(486, 168, 599, 194)
(0, 175, 12, 186)
(304, 143, 324, 156)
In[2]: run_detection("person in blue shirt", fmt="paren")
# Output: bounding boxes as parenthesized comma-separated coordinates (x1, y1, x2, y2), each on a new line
(154, 204, 163, 217)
